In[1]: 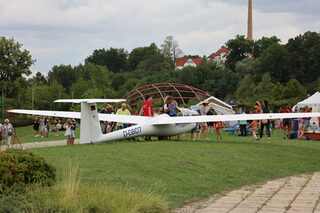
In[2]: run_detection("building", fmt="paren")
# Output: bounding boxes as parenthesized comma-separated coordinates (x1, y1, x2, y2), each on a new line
(207, 46, 230, 67)
(225, 97, 245, 114)
(175, 58, 202, 69)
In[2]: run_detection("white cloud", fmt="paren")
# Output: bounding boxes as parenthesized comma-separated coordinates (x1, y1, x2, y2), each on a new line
(0, 0, 319, 73)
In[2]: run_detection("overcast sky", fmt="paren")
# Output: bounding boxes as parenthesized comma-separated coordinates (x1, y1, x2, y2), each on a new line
(1, 0, 319, 75)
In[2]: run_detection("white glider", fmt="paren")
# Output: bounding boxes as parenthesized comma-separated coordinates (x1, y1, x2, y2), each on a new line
(8, 99, 320, 144)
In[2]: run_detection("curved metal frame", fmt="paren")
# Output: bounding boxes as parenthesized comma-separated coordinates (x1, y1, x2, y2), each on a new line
(122, 83, 211, 107)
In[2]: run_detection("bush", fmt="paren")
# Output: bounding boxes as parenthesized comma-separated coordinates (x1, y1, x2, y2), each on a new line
(7, 114, 34, 127)
(0, 149, 56, 192)
(0, 163, 169, 213)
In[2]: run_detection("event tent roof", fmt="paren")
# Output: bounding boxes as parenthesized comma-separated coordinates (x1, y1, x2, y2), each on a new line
(297, 92, 320, 105)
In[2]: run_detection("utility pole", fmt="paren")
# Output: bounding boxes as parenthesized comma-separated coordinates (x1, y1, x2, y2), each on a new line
(247, 0, 253, 41)
(58, 90, 60, 109)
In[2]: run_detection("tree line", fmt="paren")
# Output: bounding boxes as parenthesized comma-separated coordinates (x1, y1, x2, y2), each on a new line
(0, 32, 319, 121)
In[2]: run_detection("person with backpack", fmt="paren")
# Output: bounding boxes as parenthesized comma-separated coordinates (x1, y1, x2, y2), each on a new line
(282, 103, 293, 139)
(259, 100, 271, 141)
(3, 119, 14, 149)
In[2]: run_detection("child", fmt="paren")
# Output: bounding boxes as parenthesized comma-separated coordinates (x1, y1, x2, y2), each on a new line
(214, 121, 225, 141)
(247, 120, 259, 140)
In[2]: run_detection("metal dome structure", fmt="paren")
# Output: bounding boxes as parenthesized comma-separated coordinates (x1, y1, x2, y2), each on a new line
(122, 83, 211, 107)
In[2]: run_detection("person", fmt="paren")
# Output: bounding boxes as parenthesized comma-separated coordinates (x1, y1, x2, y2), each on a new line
(54, 118, 62, 136)
(45, 117, 50, 137)
(163, 96, 173, 115)
(141, 95, 154, 141)
(214, 121, 225, 141)
(116, 103, 131, 130)
(169, 100, 180, 140)
(3, 119, 14, 149)
(169, 100, 178, 117)
(0, 121, 3, 148)
(33, 116, 40, 137)
(190, 123, 198, 141)
(99, 106, 108, 134)
(254, 101, 262, 113)
(39, 116, 46, 137)
(282, 103, 293, 139)
(105, 104, 116, 133)
(247, 119, 258, 140)
(66, 118, 77, 145)
(259, 100, 271, 141)
(198, 100, 209, 140)
(298, 106, 311, 139)
(239, 113, 247, 136)
(206, 110, 214, 134)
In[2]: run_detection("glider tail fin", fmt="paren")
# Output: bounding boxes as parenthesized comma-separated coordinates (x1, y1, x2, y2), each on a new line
(80, 102, 103, 144)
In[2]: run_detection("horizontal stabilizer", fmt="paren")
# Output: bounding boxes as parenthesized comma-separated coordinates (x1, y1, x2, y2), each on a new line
(54, 99, 126, 103)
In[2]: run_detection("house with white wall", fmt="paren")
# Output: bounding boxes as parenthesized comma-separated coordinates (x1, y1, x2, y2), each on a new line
(175, 58, 202, 69)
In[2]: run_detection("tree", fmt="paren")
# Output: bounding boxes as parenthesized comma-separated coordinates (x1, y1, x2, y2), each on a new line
(225, 35, 253, 71)
(85, 48, 128, 73)
(258, 43, 290, 83)
(47, 65, 77, 93)
(128, 43, 160, 71)
(286, 31, 320, 86)
(253, 36, 280, 58)
(235, 58, 262, 82)
(234, 75, 256, 102)
(161, 36, 183, 62)
(0, 37, 35, 96)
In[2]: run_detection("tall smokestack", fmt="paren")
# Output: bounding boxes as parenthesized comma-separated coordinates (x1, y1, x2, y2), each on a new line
(247, 0, 253, 40)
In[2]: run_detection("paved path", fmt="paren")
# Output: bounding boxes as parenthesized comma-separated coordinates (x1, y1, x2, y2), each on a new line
(0, 139, 80, 151)
(196, 172, 320, 213)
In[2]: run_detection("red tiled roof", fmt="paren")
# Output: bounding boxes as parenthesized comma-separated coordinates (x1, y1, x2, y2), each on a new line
(175, 58, 189, 66)
(175, 58, 202, 67)
(190, 58, 202, 65)
(208, 46, 230, 59)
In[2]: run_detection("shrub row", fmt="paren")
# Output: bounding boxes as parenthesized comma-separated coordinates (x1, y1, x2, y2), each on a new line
(0, 149, 56, 193)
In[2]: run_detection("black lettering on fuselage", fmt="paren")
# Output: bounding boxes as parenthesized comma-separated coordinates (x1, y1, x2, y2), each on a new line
(123, 127, 142, 137)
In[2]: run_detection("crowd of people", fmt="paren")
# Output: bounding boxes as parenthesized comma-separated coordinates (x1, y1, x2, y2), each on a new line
(0, 96, 316, 149)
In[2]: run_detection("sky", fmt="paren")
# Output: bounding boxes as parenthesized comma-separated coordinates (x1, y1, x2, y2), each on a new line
(1, 0, 320, 75)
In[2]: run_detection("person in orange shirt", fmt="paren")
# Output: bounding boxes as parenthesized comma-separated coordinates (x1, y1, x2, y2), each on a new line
(247, 119, 258, 140)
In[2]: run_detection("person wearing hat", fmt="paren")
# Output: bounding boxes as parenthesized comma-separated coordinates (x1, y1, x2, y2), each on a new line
(198, 100, 209, 140)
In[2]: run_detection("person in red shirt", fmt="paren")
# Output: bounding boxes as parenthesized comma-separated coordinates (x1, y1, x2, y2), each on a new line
(298, 106, 311, 139)
(214, 121, 225, 141)
(140, 95, 154, 141)
(141, 95, 154, 117)
(282, 103, 293, 139)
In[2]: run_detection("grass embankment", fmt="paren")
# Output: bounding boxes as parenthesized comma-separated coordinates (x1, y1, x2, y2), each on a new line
(0, 163, 168, 213)
(13, 125, 80, 143)
(29, 130, 320, 208)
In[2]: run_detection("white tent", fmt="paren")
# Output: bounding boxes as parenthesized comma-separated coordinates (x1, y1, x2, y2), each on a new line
(293, 92, 320, 134)
(293, 92, 320, 112)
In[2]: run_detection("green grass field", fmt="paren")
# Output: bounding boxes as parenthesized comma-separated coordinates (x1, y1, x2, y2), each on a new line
(12, 125, 80, 143)
(27, 129, 320, 208)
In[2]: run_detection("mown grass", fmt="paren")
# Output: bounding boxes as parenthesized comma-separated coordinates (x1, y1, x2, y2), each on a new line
(29, 130, 320, 208)
(13, 125, 80, 143)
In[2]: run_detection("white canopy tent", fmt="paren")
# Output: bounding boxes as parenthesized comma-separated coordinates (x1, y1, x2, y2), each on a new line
(293, 92, 320, 134)
(293, 92, 320, 112)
